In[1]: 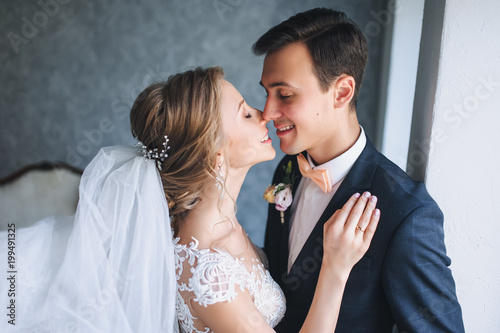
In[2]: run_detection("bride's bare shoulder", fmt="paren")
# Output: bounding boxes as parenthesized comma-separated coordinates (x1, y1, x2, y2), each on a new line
(175, 217, 245, 253)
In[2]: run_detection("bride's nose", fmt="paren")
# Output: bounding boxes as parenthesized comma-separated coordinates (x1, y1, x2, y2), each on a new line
(256, 109, 267, 126)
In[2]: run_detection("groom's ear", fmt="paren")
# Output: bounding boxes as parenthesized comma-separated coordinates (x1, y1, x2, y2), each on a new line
(332, 75, 355, 109)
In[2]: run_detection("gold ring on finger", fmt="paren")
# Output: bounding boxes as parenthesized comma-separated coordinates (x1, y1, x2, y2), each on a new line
(356, 225, 366, 232)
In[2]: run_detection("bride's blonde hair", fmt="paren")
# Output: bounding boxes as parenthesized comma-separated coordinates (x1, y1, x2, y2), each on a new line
(130, 67, 225, 234)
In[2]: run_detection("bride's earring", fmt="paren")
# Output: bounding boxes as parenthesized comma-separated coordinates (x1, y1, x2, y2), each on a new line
(215, 164, 225, 191)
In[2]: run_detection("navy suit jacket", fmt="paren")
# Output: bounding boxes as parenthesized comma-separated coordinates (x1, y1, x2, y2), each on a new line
(264, 138, 464, 332)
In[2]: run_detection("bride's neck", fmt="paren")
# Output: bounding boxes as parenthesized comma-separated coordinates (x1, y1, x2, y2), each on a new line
(180, 166, 249, 242)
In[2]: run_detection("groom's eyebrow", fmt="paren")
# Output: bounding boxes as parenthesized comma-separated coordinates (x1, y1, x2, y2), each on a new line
(259, 81, 294, 88)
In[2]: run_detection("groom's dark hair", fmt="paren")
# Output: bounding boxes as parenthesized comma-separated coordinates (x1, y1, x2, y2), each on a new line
(252, 8, 368, 109)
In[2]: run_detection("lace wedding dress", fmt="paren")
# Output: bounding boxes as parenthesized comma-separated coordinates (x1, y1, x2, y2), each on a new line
(174, 237, 286, 332)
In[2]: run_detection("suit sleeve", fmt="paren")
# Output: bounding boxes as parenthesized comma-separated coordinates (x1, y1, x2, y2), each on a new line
(382, 203, 465, 332)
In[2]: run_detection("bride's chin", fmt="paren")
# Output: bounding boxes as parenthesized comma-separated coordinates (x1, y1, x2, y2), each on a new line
(250, 150, 276, 167)
(269, 149, 277, 160)
(262, 148, 277, 162)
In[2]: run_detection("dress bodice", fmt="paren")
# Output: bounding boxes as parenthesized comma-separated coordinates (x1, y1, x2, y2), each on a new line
(174, 237, 285, 333)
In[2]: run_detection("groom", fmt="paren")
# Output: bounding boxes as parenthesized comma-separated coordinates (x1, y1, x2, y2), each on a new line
(254, 8, 464, 332)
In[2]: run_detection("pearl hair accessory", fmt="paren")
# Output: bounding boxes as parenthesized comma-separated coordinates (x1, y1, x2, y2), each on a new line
(137, 135, 170, 170)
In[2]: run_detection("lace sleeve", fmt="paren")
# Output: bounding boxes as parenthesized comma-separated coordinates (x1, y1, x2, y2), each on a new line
(174, 238, 252, 308)
(174, 237, 286, 332)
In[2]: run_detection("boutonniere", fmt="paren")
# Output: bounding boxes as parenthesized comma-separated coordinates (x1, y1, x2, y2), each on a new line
(263, 161, 296, 224)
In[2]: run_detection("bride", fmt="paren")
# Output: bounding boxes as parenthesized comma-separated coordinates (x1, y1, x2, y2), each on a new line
(0, 66, 379, 332)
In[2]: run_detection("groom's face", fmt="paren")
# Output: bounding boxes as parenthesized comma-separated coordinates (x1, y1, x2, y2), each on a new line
(260, 42, 337, 158)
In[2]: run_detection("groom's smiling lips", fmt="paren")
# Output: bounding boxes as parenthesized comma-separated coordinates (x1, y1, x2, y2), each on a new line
(275, 124, 295, 137)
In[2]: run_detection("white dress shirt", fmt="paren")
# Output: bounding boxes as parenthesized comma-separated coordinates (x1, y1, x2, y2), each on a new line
(287, 127, 367, 272)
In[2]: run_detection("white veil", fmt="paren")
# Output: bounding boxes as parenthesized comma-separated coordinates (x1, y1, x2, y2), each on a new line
(1, 146, 178, 332)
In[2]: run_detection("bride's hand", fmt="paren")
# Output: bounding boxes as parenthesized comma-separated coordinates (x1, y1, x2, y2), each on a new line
(322, 192, 380, 278)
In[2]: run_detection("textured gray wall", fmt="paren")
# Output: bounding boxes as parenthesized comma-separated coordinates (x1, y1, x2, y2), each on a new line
(0, 0, 389, 246)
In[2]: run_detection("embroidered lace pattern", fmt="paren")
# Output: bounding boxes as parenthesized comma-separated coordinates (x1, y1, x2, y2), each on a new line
(174, 237, 285, 333)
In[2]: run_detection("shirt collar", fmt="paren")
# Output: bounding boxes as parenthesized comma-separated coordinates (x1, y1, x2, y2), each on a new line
(307, 126, 367, 187)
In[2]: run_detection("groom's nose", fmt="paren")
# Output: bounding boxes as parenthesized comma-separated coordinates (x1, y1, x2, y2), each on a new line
(262, 97, 282, 122)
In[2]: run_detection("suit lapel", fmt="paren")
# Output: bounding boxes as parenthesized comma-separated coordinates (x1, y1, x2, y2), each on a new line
(281, 154, 302, 229)
(269, 154, 302, 282)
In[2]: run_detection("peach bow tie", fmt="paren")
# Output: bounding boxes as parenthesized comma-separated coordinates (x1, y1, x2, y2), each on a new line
(297, 153, 332, 194)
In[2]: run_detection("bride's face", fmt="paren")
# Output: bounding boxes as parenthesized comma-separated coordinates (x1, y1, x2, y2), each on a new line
(220, 80, 276, 169)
